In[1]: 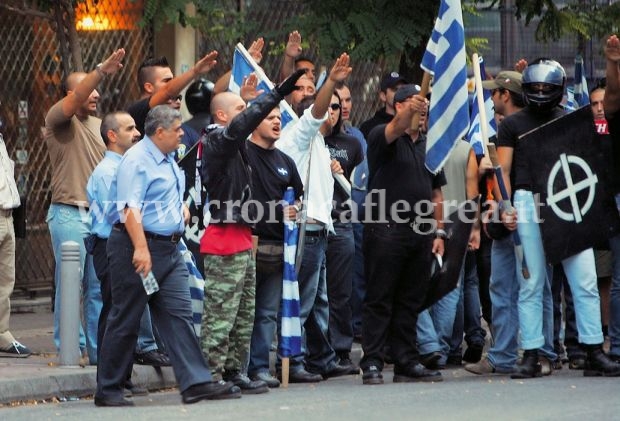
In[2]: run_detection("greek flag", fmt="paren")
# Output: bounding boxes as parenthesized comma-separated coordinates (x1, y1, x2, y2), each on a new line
(229, 43, 298, 128)
(421, 0, 470, 174)
(177, 239, 205, 337)
(279, 187, 302, 357)
(566, 55, 589, 111)
(467, 56, 497, 155)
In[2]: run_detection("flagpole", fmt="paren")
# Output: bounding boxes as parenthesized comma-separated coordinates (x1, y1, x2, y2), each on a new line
(472, 53, 530, 279)
(471, 54, 490, 157)
(410, 71, 432, 132)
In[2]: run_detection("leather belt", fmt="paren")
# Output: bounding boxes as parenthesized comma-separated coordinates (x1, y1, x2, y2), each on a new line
(113, 223, 183, 244)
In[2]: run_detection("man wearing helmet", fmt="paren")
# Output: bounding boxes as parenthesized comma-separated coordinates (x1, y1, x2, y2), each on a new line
(496, 58, 620, 378)
(185, 78, 215, 134)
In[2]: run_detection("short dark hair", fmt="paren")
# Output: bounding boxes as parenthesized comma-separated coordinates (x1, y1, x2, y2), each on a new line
(100, 111, 129, 145)
(137, 56, 170, 91)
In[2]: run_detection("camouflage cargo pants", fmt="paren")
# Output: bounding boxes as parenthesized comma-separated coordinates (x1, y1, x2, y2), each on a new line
(201, 249, 256, 380)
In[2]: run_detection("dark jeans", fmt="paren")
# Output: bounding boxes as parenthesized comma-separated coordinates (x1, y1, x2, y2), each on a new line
(552, 264, 585, 359)
(249, 241, 284, 376)
(477, 234, 493, 327)
(360, 223, 433, 371)
(351, 222, 365, 338)
(326, 222, 355, 355)
(450, 251, 486, 358)
(96, 230, 212, 401)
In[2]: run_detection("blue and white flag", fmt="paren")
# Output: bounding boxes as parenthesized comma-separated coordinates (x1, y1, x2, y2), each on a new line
(229, 43, 298, 128)
(421, 0, 470, 174)
(573, 55, 589, 108)
(279, 187, 302, 357)
(467, 56, 497, 155)
(177, 239, 205, 338)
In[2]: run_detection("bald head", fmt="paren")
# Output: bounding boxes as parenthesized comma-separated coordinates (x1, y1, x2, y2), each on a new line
(63, 72, 87, 95)
(210, 92, 246, 126)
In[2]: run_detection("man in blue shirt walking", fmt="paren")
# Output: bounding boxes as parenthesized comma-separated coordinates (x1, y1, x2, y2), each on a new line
(95, 106, 240, 406)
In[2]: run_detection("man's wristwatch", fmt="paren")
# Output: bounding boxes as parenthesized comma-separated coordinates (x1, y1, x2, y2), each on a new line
(435, 228, 447, 240)
(95, 63, 106, 78)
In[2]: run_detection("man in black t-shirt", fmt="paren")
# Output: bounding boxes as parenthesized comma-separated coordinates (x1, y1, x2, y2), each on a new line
(360, 84, 446, 385)
(246, 107, 304, 388)
(496, 58, 620, 379)
(359, 72, 407, 139)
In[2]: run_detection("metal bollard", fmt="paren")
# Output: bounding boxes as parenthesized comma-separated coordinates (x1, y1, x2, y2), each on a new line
(59, 241, 81, 366)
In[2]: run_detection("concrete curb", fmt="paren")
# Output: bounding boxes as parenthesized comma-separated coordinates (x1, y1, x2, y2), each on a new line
(0, 365, 177, 405)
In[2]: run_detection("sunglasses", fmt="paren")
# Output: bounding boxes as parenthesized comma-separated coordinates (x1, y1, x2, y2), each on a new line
(169, 95, 182, 102)
(329, 103, 341, 110)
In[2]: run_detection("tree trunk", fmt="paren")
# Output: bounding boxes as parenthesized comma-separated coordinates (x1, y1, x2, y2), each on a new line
(53, 0, 83, 75)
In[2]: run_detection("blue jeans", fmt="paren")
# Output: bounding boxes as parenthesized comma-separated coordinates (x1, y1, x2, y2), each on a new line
(417, 283, 460, 365)
(486, 235, 520, 370)
(450, 251, 486, 358)
(47, 203, 101, 363)
(249, 244, 283, 376)
(515, 190, 602, 350)
(288, 232, 338, 373)
(551, 265, 584, 359)
(608, 194, 620, 356)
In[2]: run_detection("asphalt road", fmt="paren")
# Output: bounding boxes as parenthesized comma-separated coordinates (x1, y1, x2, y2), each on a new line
(1, 366, 618, 421)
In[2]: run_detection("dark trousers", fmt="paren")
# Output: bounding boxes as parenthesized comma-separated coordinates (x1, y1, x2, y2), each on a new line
(351, 222, 365, 338)
(360, 223, 433, 371)
(96, 230, 212, 400)
(326, 222, 355, 355)
(477, 234, 493, 327)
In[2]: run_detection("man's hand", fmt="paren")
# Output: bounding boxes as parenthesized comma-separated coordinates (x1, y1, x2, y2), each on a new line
(501, 208, 518, 231)
(432, 238, 445, 256)
(328, 53, 352, 83)
(514, 58, 528, 73)
(275, 68, 307, 97)
(183, 205, 190, 225)
(283, 204, 298, 222)
(248, 38, 265, 64)
(285, 31, 303, 59)
(240, 73, 265, 102)
(468, 226, 481, 251)
(330, 159, 344, 175)
(478, 156, 493, 176)
(99, 48, 126, 75)
(132, 246, 152, 277)
(193, 51, 218, 76)
(605, 35, 620, 62)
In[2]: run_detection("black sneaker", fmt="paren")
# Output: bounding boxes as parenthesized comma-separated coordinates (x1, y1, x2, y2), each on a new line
(0, 341, 31, 358)
(134, 350, 171, 367)
(337, 353, 361, 375)
(362, 365, 384, 385)
(223, 372, 269, 394)
(393, 363, 443, 383)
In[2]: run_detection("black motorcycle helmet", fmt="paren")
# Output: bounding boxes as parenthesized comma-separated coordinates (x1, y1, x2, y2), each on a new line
(185, 78, 215, 115)
(521, 58, 566, 112)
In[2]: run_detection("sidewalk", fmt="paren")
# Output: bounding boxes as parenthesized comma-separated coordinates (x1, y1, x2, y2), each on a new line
(1, 298, 174, 405)
(1, 297, 363, 405)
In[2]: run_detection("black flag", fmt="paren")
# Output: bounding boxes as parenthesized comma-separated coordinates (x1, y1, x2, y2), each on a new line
(520, 106, 620, 264)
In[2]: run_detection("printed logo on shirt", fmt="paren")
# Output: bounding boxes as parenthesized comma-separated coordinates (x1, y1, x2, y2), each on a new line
(277, 167, 288, 176)
(177, 144, 187, 159)
(328, 147, 349, 161)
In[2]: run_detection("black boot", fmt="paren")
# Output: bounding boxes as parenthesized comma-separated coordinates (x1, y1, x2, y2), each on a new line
(583, 345, 620, 377)
(511, 349, 542, 379)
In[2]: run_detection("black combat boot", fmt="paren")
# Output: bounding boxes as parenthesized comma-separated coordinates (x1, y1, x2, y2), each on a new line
(511, 349, 543, 379)
(583, 344, 620, 377)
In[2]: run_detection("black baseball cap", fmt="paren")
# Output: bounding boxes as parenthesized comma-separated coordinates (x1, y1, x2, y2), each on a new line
(380, 71, 408, 92)
(394, 84, 422, 103)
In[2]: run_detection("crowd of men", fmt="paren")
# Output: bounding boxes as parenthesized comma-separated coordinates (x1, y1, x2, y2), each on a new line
(1, 31, 620, 405)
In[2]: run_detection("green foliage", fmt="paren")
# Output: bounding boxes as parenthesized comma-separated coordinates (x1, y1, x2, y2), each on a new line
(472, 0, 620, 43)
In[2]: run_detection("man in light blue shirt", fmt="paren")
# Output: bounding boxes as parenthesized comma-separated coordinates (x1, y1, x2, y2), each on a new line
(95, 106, 240, 407)
(87, 111, 168, 398)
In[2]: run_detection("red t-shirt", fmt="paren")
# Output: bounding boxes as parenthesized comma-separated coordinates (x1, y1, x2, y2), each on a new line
(200, 224, 253, 255)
